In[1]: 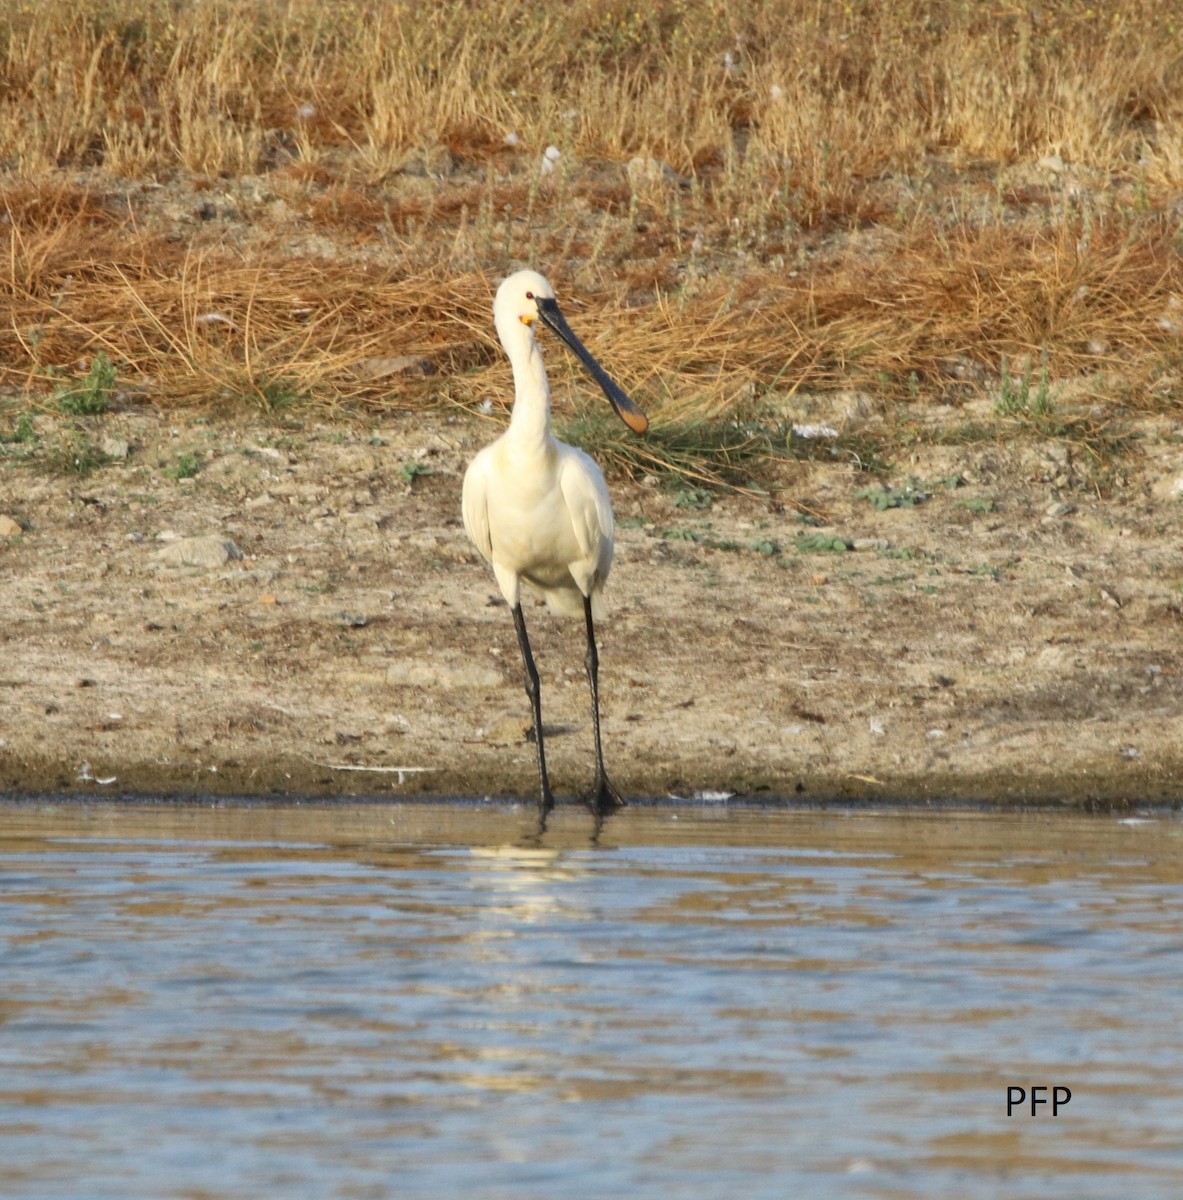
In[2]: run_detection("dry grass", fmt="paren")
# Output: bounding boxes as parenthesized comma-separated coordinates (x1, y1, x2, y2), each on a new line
(6, 1, 1182, 181)
(3, 0, 1183, 486)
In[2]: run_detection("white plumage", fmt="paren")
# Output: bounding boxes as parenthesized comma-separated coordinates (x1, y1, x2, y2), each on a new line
(462, 269, 648, 819)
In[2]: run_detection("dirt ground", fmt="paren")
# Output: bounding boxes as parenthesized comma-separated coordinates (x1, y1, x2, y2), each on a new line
(2, 396, 1181, 809)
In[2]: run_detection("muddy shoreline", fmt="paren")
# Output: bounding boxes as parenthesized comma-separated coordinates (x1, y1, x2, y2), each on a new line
(3, 409, 1181, 810)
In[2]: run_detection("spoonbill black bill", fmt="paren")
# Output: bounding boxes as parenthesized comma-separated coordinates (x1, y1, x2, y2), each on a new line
(462, 269, 648, 817)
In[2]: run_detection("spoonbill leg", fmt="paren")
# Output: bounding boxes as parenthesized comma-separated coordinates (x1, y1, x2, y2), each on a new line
(582, 594, 625, 815)
(512, 601, 555, 815)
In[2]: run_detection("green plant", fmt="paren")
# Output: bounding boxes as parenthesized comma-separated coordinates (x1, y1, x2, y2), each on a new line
(399, 461, 432, 485)
(957, 497, 995, 514)
(662, 527, 700, 542)
(163, 452, 201, 480)
(673, 486, 714, 510)
(55, 353, 116, 416)
(241, 376, 307, 414)
(1, 412, 38, 444)
(856, 483, 928, 510)
(44, 432, 108, 476)
(558, 412, 781, 495)
(795, 533, 852, 553)
(995, 354, 1053, 420)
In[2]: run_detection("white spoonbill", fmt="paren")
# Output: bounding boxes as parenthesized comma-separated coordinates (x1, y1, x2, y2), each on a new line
(462, 269, 648, 817)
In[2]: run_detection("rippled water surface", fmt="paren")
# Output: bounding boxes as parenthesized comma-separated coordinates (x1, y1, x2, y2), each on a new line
(2, 802, 1182, 1199)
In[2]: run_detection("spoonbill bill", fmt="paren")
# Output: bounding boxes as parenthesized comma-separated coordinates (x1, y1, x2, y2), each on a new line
(462, 270, 648, 817)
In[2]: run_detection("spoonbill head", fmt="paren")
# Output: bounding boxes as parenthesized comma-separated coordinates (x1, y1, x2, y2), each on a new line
(462, 269, 648, 820)
(492, 270, 649, 436)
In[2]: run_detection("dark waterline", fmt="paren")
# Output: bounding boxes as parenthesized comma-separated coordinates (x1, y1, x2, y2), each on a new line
(2, 803, 1182, 1199)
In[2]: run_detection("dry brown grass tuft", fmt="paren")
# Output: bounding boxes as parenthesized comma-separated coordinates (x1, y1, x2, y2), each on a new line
(3, 0, 1183, 489)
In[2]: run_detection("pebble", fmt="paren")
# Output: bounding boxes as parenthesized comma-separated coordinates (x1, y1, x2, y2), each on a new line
(0, 514, 22, 537)
(341, 510, 381, 528)
(791, 423, 840, 440)
(155, 535, 244, 568)
(480, 715, 530, 744)
(626, 155, 680, 191)
(352, 356, 438, 381)
(387, 659, 504, 689)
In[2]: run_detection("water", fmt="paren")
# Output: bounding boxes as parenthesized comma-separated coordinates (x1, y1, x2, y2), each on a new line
(2, 802, 1182, 1199)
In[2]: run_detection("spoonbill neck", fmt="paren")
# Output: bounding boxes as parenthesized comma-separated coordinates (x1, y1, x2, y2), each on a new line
(505, 329, 553, 446)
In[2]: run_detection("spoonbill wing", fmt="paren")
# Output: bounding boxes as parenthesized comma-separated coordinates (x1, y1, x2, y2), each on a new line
(559, 448, 614, 569)
(461, 453, 494, 564)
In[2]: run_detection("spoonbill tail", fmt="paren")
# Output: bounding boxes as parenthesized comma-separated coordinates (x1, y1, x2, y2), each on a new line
(462, 269, 648, 817)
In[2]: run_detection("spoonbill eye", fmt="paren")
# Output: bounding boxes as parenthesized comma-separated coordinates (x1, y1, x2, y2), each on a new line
(525, 291, 534, 300)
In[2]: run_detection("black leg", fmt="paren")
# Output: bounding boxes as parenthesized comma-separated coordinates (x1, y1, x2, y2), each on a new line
(512, 602, 554, 816)
(583, 594, 625, 815)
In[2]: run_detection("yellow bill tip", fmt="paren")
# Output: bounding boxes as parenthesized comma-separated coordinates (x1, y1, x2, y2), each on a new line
(620, 407, 649, 435)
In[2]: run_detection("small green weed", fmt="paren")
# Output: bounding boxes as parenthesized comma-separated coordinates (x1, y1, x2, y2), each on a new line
(163, 452, 201, 480)
(856, 483, 928, 510)
(657, 526, 758, 554)
(673, 486, 714, 510)
(795, 533, 852, 553)
(399, 461, 432, 485)
(957, 497, 995, 515)
(45, 432, 108, 476)
(1, 411, 37, 445)
(55, 353, 116, 416)
(559, 411, 781, 495)
(242, 376, 307, 414)
(995, 354, 1053, 420)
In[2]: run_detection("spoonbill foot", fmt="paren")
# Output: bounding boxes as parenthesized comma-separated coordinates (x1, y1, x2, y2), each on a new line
(584, 774, 626, 816)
